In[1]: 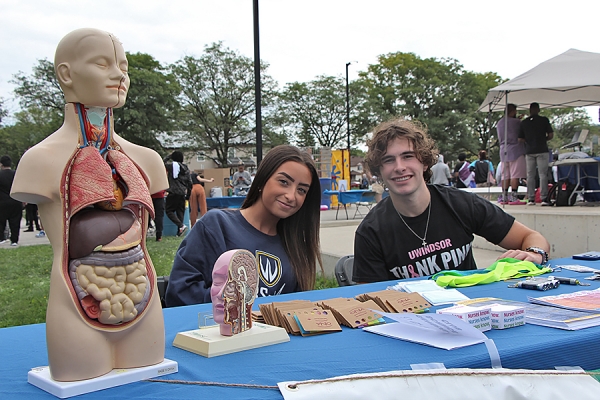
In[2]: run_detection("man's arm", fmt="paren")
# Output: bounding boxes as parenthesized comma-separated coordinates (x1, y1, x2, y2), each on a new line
(497, 221, 550, 264)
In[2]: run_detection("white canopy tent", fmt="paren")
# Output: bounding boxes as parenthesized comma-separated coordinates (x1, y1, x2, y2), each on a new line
(478, 48, 600, 112)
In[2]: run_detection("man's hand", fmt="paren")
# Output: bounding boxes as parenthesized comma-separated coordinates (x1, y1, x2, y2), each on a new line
(498, 249, 543, 265)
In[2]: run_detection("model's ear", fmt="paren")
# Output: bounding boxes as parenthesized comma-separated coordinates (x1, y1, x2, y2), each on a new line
(56, 62, 72, 87)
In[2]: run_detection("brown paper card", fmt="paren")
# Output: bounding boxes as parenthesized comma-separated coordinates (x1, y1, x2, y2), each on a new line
(294, 309, 341, 336)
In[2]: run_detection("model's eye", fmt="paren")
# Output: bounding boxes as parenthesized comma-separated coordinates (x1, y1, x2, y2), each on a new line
(297, 187, 307, 195)
(279, 179, 289, 186)
(382, 157, 394, 164)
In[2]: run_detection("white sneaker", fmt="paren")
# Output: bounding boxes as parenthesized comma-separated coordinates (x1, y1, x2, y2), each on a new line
(541, 201, 551, 206)
(177, 225, 188, 237)
(0, 239, 8, 245)
(10, 242, 18, 247)
(35, 230, 46, 238)
(527, 201, 536, 206)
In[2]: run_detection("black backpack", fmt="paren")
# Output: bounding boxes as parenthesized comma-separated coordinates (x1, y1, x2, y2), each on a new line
(548, 180, 577, 206)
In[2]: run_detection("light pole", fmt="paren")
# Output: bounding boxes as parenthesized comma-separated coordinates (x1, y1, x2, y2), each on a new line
(345, 62, 351, 153)
(253, 0, 262, 164)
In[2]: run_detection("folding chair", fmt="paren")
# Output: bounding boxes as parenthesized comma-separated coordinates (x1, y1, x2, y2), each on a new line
(353, 191, 377, 219)
(334, 255, 356, 286)
(157, 275, 169, 308)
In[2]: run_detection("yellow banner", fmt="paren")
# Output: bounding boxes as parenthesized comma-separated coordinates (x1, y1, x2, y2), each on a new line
(330, 149, 350, 207)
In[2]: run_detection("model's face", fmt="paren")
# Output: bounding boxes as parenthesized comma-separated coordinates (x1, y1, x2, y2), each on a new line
(259, 161, 312, 220)
(210, 257, 229, 324)
(68, 34, 129, 108)
(380, 138, 427, 198)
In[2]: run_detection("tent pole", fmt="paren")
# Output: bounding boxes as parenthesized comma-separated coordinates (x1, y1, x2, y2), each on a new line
(502, 91, 510, 206)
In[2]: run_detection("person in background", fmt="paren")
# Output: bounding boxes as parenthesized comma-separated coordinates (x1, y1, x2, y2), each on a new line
(519, 102, 554, 206)
(25, 203, 41, 232)
(453, 153, 472, 188)
(0, 155, 22, 247)
(353, 118, 550, 283)
(360, 173, 370, 189)
(189, 173, 214, 228)
(232, 162, 252, 195)
(166, 145, 323, 306)
(370, 175, 384, 203)
(470, 150, 495, 188)
(165, 150, 192, 236)
(150, 190, 166, 241)
(497, 103, 527, 205)
(469, 150, 495, 200)
(430, 154, 451, 185)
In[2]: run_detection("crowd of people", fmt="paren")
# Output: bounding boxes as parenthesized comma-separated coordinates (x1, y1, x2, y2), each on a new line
(427, 102, 555, 207)
(4, 99, 553, 312)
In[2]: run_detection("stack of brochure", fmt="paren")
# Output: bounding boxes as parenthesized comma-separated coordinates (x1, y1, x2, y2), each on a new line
(389, 280, 470, 306)
(459, 297, 600, 330)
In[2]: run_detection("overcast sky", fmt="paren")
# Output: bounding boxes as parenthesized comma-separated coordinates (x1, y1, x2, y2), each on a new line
(1, 0, 599, 120)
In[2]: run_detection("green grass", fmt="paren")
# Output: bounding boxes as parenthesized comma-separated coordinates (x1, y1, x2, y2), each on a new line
(0, 237, 338, 328)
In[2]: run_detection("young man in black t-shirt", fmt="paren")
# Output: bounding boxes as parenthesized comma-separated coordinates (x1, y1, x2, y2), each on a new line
(518, 102, 554, 205)
(353, 118, 550, 283)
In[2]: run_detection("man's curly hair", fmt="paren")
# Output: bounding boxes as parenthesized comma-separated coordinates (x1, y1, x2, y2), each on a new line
(364, 118, 438, 182)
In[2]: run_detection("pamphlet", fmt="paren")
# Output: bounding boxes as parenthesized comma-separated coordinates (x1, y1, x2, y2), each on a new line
(364, 311, 487, 350)
(388, 280, 470, 306)
(528, 288, 600, 312)
(459, 297, 600, 330)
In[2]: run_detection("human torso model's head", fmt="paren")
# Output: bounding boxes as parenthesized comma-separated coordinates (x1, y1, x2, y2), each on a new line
(54, 28, 129, 108)
(210, 249, 259, 336)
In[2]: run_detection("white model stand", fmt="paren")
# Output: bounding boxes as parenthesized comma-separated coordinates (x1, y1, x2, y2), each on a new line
(173, 322, 289, 357)
(28, 358, 178, 399)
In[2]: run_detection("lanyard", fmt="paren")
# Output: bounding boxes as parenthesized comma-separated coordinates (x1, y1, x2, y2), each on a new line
(432, 258, 552, 288)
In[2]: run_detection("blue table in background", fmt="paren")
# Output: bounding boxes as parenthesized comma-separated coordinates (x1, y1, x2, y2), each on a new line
(206, 195, 246, 210)
(3, 257, 600, 399)
(322, 189, 375, 219)
(554, 157, 600, 203)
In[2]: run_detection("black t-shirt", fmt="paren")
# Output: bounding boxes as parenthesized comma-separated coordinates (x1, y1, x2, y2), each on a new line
(519, 115, 553, 154)
(473, 161, 489, 184)
(353, 185, 515, 282)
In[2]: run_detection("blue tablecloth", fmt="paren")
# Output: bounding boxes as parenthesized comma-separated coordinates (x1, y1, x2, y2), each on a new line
(556, 157, 600, 202)
(323, 189, 371, 204)
(206, 195, 246, 210)
(323, 190, 375, 219)
(3, 257, 600, 399)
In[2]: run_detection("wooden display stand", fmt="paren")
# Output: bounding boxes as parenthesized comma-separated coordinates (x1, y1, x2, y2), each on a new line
(173, 322, 289, 358)
(28, 359, 178, 399)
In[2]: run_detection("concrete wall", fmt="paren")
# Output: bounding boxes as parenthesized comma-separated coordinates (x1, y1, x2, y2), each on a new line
(473, 207, 600, 259)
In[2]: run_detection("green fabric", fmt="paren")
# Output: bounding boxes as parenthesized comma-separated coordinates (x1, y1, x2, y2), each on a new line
(432, 258, 552, 288)
(588, 370, 600, 383)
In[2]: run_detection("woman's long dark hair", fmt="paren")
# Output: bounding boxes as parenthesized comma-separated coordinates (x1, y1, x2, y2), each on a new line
(241, 145, 323, 291)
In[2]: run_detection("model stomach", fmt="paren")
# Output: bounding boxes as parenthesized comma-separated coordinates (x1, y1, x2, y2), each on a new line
(66, 207, 150, 325)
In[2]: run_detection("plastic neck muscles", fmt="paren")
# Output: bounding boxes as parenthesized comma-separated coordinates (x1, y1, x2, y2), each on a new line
(76, 103, 111, 154)
(211, 249, 259, 336)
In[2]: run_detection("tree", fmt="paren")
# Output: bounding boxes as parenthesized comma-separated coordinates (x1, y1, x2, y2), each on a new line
(0, 106, 62, 165)
(540, 107, 593, 150)
(11, 59, 64, 120)
(113, 52, 181, 152)
(277, 75, 347, 148)
(171, 42, 277, 165)
(353, 52, 502, 159)
(0, 98, 7, 125)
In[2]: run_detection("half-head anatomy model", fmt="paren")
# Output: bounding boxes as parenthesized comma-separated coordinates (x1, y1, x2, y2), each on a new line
(11, 28, 168, 381)
(210, 250, 259, 336)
